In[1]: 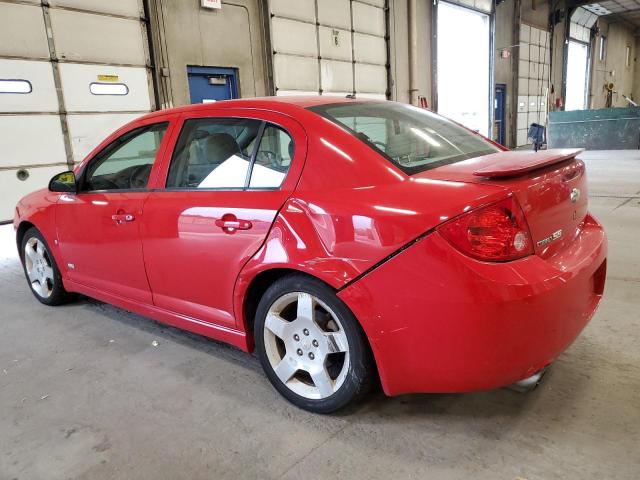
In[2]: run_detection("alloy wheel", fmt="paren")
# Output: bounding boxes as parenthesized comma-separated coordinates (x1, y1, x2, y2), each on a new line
(24, 237, 54, 299)
(263, 292, 350, 400)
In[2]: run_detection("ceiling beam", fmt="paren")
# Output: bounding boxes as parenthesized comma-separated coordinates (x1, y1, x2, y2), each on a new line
(601, 12, 640, 31)
(564, 0, 640, 31)
(566, 0, 598, 8)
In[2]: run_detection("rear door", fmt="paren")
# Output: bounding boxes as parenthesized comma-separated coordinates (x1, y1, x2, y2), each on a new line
(141, 109, 307, 329)
(56, 119, 173, 303)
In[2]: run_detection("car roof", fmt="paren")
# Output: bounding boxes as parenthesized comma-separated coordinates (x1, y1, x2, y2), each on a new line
(142, 95, 381, 120)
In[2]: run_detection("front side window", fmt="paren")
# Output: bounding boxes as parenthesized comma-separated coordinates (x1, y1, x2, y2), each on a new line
(83, 123, 167, 191)
(309, 102, 501, 175)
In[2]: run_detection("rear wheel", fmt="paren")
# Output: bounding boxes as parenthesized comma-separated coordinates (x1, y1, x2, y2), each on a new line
(21, 227, 72, 306)
(254, 274, 374, 413)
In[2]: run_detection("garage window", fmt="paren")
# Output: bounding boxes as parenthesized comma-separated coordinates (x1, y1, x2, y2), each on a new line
(599, 36, 607, 62)
(0, 79, 32, 94)
(90, 82, 129, 96)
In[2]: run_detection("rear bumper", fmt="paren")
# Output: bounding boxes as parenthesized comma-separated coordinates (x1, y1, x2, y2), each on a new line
(338, 214, 607, 396)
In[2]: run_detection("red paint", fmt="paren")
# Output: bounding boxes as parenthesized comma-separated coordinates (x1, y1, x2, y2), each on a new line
(56, 192, 152, 303)
(472, 148, 585, 177)
(14, 97, 607, 395)
(338, 214, 606, 395)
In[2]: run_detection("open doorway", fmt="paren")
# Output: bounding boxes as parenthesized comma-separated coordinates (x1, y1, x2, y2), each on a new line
(437, 1, 491, 136)
(565, 40, 589, 110)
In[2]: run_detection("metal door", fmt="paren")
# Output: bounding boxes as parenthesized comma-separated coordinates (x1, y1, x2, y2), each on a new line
(187, 66, 238, 104)
(0, 0, 154, 222)
(268, 0, 388, 99)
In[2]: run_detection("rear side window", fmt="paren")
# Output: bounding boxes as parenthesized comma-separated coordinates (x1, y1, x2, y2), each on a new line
(309, 102, 500, 175)
(250, 125, 293, 188)
(166, 118, 293, 189)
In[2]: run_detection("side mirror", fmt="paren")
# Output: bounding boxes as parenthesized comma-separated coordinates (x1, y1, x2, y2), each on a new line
(48, 171, 77, 193)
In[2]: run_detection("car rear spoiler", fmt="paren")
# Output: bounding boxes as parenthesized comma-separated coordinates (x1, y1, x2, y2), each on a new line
(473, 148, 585, 178)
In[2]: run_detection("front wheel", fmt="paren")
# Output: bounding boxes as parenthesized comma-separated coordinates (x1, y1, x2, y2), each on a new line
(21, 227, 73, 306)
(254, 274, 374, 413)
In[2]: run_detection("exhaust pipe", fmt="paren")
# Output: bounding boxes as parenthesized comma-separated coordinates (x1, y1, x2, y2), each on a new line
(507, 366, 549, 393)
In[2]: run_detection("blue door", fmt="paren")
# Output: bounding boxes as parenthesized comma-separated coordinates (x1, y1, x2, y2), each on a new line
(187, 66, 239, 104)
(494, 84, 506, 146)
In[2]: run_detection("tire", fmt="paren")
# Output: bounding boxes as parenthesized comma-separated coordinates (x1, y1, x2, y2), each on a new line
(20, 227, 73, 306)
(254, 274, 374, 413)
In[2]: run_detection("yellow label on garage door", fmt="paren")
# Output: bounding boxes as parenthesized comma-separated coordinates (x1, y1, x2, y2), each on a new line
(97, 74, 119, 82)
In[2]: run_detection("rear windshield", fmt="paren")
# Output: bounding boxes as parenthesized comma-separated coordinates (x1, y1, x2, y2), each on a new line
(308, 102, 501, 175)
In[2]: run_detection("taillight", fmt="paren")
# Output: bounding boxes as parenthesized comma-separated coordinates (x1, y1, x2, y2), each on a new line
(438, 196, 534, 262)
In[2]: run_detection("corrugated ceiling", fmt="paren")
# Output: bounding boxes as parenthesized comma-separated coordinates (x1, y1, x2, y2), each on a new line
(582, 1, 640, 28)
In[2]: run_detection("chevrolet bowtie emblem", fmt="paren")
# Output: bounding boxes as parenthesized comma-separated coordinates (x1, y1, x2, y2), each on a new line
(570, 188, 581, 203)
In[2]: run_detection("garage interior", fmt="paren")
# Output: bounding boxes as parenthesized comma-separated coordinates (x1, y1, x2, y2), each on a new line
(0, 0, 639, 478)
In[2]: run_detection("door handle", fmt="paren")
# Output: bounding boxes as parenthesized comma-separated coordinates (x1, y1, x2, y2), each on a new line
(111, 212, 135, 224)
(215, 216, 252, 232)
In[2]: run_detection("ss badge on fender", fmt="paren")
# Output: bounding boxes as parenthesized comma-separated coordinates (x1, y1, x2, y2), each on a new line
(536, 229, 563, 248)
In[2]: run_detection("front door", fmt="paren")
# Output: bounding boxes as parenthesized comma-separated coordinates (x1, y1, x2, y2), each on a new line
(142, 111, 306, 329)
(56, 122, 171, 303)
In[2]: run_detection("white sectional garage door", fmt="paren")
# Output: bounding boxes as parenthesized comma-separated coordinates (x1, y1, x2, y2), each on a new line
(269, 0, 388, 99)
(516, 24, 551, 147)
(0, 0, 153, 222)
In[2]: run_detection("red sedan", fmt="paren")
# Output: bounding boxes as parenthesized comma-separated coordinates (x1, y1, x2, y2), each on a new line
(14, 97, 607, 413)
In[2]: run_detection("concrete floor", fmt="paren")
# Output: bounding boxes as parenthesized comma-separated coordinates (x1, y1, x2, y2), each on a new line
(0, 150, 638, 480)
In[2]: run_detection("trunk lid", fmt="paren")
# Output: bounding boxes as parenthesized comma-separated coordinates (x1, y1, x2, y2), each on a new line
(419, 149, 588, 258)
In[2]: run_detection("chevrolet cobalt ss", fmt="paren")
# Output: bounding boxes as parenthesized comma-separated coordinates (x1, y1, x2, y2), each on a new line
(14, 97, 607, 413)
